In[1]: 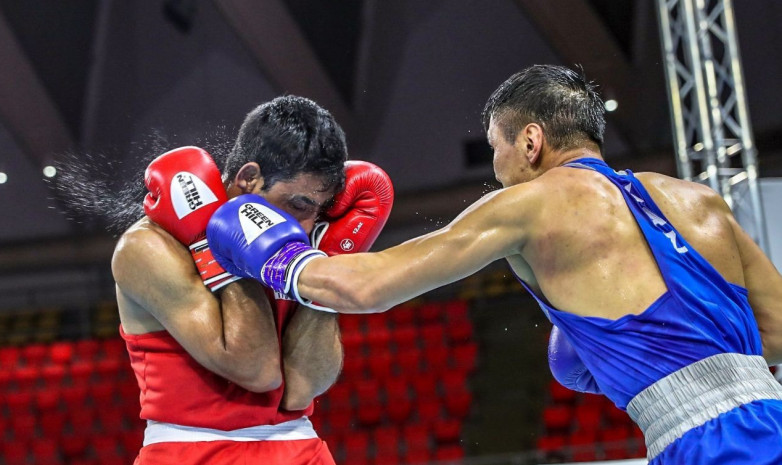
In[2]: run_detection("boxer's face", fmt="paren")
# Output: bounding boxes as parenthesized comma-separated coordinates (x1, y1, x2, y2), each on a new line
(254, 173, 336, 234)
(488, 117, 520, 188)
(488, 116, 541, 187)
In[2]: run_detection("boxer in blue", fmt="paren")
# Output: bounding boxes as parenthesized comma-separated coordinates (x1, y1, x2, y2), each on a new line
(206, 65, 782, 463)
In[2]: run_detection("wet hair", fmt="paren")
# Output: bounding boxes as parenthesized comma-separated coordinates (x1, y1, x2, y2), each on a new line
(51, 95, 348, 235)
(50, 129, 234, 235)
(224, 95, 348, 193)
(481, 64, 605, 150)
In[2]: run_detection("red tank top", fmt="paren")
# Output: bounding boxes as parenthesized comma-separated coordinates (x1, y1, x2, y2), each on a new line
(120, 288, 314, 430)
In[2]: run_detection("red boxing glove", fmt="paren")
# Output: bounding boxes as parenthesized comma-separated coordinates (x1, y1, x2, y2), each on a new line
(312, 160, 394, 256)
(305, 160, 393, 312)
(144, 146, 240, 292)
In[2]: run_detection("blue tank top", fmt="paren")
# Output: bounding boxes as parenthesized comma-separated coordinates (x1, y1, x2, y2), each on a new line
(517, 158, 762, 409)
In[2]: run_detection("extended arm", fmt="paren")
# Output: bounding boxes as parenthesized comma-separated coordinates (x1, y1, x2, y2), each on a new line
(206, 174, 537, 314)
(113, 226, 282, 392)
(298, 185, 533, 312)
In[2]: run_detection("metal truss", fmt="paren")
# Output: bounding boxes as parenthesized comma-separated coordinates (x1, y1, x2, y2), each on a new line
(656, 0, 769, 252)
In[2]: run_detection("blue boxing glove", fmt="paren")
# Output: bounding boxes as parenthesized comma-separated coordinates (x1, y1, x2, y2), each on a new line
(206, 194, 327, 306)
(548, 325, 601, 394)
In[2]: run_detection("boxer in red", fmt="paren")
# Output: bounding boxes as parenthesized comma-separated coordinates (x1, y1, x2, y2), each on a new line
(111, 96, 394, 464)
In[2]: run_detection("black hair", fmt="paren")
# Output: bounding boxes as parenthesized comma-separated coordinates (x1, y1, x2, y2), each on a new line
(224, 95, 348, 193)
(482, 64, 605, 151)
(51, 95, 348, 235)
(50, 128, 234, 235)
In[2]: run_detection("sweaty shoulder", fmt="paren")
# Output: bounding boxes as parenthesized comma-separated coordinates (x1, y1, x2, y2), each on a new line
(635, 171, 744, 285)
(112, 218, 205, 333)
(113, 219, 185, 275)
(634, 171, 730, 223)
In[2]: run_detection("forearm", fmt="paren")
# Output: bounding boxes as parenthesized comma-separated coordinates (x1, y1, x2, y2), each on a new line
(298, 227, 492, 313)
(214, 280, 282, 391)
(280, 306, 343, 410)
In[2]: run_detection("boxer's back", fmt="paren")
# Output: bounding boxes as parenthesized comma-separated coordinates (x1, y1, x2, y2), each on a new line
(512, 165, 745, 321)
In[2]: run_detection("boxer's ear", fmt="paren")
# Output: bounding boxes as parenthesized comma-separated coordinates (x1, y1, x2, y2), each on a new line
(235, 162, 263, 193)
(516, 123, 543, 165)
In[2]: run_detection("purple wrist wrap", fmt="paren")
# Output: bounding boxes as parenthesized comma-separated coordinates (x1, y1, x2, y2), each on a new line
(261, 241, 311, 292)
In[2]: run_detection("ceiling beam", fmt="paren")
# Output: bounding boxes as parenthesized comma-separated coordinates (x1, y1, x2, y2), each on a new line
(212, 0, 356, 135)
(513, 0, 646, 151)
(0, 8, 74, 166)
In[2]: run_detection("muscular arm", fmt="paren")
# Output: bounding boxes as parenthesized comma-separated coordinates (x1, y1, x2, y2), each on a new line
(280, 307, 342, 410)
(112, 225, 282, 392)
(729, 213, 782, 364)
(298, 185, 535, 313)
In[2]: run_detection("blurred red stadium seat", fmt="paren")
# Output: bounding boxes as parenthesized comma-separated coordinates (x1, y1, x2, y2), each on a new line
(394, 348, 422, 373)
(100, 339, 126, 360)
(31, 438, 60, 465)
(423, 346, 450, 372)
(433, 417, 462, 443)
(34, 388, 61, 412)
(418, 303, 444, 323)
(391, 325, 418, 349)
(536, 434, 567, 454)
(372, 426, 400, 456)
(40, 364, 67, 387)
(434, 443, 465, 462)
(444, 388, 473, 418)
(367, 351, 394, 380)
(601, 426, 632, 460)
(569, 429, 599, 462)
(11, 366, 40, 390)
(0, 346, 22, 368)
(49, 341, 74, 364)
(74, 339, 100, 361)
(402, 424, 430, 454)
(5, 391, 34, 415)
(388, 303, 416, 327)
(574, 403, 602, 432)
(343, 430, 370, 461)
(542, 405, 573, 432)
(419, 324, 445, 348)
(62, 383, 89, 408)
(22, 344, 48, 366)
(10, 412, 37, 440)
(2, 440, 29, 465)
(39, 410, 67, 437)
(415, 396, 442, 424)
(548, 379, 578, 404)
(450, 342, 478, 372)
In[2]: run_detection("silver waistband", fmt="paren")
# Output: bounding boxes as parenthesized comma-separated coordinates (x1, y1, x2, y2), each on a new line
(626, 353, 782, 460)
(143, 417, 318, 446)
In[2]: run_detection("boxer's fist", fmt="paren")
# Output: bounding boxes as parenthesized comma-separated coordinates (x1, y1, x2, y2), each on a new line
(312, 161, 394, 256)
(144, 146, 227, 245)
(144, 146, 238, 291)
(207, 194, 326, 303)
(548, 325, 601, 394)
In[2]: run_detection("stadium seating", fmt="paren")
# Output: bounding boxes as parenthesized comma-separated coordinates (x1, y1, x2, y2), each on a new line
(0, 297, 477, 465)
(316, 298, 478, 464)
(538, 375, 647, 463)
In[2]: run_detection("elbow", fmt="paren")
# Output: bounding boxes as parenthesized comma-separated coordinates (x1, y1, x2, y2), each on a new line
(234, 359, 283, 393)
(241, 369, 283, 393)
(346, 281, 394, 313)
(310, 260, 392, 313)
(338, 280, 389, 314)
(280, 391, 313, 411)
